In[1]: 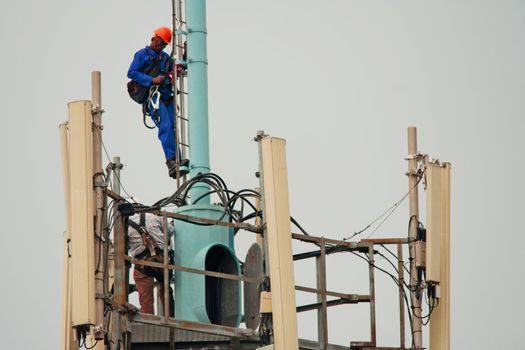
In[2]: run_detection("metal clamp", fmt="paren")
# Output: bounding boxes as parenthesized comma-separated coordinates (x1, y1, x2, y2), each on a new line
(405, 152, 427, 161)
(254, 130, 267, 142)
(91, 105, 105, 115)
(188, 57, 208, 64)
(187, 26, 208, 34)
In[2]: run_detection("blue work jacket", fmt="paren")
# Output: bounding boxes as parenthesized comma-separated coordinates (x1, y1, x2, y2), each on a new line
(128, 46, 173, 101)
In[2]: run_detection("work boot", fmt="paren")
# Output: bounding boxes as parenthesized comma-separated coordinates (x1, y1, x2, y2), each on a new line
(166, 158, 189, 178)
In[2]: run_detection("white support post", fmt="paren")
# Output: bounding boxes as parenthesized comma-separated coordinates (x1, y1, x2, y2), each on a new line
(259, 136, 299, 350)
(407, 127, 423, 348)
(91, 71, 106, 344)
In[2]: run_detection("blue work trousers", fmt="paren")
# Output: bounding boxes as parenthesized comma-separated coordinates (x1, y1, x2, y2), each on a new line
(149, 99, 178, 160)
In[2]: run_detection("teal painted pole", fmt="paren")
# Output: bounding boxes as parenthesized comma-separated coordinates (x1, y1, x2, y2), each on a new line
(173, 0, 241, 326)
(187, 0, 210, 204)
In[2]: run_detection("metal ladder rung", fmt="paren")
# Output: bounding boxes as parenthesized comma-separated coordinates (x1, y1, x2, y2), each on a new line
(177, 116, 189, 122)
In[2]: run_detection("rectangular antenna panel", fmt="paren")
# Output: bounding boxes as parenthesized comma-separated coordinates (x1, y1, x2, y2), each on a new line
(427, 162, 451, 349)
(425, 163, 449, 282)
(67, 100, 96, 326)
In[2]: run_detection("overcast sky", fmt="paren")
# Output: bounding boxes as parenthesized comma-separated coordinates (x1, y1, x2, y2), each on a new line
(1, 1, 524, 349)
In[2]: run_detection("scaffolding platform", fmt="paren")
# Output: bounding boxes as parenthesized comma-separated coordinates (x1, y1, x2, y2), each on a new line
(131, 322, 354, 350)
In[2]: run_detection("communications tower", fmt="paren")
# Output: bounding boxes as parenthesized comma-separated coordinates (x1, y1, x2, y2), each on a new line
(59, 1, 451, 349)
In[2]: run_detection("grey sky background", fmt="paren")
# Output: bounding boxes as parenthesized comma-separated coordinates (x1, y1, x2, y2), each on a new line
(1, 0, 524, 349)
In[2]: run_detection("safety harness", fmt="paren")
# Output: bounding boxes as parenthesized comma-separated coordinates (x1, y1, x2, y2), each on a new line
(127, 50, 171, 129)
(128, 213, 159, 259)
(128, 213, 175, 282)
(127, 51, 164, 104)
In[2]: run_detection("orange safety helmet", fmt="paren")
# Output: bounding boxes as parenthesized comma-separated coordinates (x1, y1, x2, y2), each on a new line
(153, 26, 172, 44)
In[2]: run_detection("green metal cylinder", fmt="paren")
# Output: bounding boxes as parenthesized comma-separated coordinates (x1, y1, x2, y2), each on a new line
(173, 204, 241, 326)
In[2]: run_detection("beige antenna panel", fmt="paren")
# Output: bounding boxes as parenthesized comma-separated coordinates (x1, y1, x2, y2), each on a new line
(425, 162, 450, 283)
(426, 162, 451, 350)
(260, 137, 299, 350)
(67, 101, 96, 327)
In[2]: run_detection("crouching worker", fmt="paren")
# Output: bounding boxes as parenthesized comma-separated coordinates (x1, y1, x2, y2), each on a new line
(128, 211, 174, 316)
(127, 26, 188, 179)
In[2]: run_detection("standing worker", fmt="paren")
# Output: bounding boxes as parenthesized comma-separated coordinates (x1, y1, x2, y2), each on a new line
(127, 26, 188, 178)
(128, 211, 175, 316)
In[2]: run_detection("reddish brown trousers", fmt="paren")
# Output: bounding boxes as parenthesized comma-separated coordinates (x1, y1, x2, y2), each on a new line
(133, 268, 174, 316)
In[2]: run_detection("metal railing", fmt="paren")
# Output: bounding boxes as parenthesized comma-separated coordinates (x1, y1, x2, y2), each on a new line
(107, 188, 412, 350)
